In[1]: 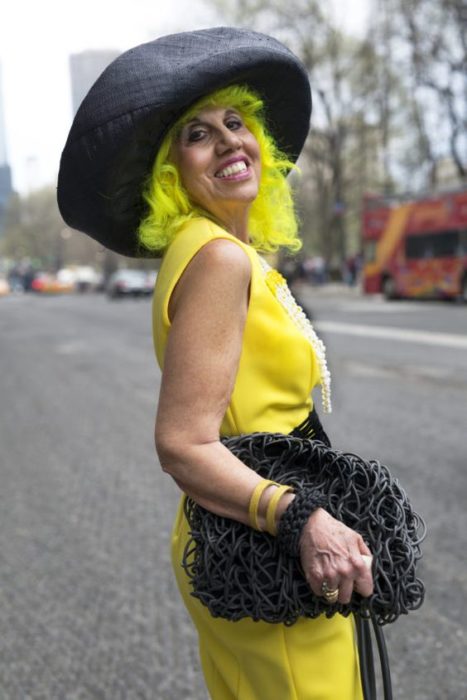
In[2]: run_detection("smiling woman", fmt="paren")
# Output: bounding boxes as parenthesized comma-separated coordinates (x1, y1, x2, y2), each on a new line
(57, 27, 375, 700)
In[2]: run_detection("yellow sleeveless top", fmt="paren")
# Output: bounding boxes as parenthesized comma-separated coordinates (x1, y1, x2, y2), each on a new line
(153, 217, 322, 436)
(152, 218, 361, 700)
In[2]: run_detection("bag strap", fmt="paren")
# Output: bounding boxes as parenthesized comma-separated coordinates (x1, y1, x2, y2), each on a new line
(355, 616, 393, 700)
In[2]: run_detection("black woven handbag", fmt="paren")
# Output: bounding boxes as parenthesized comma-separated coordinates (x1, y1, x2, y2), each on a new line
(182, 411, 425, 700)
(182, 412, 425, 628)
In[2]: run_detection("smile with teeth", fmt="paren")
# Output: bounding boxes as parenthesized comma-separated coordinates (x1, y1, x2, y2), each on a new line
(215, 160, 249, 178)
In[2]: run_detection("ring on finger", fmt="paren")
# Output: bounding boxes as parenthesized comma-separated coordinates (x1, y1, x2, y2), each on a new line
(321, 580, 339, 603)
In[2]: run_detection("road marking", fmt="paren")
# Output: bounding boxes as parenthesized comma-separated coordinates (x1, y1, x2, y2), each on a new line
(314, 321, 467, 349)
(335, 301, 427, 313)
(344, 360, 462, 385)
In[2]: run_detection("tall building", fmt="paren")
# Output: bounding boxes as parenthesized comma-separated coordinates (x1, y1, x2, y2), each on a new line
(69, 50, 120, 116)
(0, 62, 13, 235)
(68, 50, 122, 274)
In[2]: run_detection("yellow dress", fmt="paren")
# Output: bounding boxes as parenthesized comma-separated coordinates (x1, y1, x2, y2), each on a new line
(153, 217, 363, 700)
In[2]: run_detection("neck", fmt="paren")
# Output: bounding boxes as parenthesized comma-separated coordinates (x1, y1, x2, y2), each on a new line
(203, 203, 251, 244)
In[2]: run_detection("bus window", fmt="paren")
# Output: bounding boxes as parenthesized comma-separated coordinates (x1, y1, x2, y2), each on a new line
(405, 230, 460, 259)
(432, 230, 459, 257)
(405, 234, 434, 259)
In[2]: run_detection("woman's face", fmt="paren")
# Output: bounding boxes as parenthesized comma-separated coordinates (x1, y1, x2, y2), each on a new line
(171, 106, 261, 221)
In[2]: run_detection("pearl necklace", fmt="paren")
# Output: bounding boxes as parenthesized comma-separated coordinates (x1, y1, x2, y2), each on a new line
(258, 256, 332, 414)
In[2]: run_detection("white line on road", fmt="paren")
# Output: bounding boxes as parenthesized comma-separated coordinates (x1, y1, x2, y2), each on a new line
(335, 301, 428, 313)
(314, 321, 467, 349)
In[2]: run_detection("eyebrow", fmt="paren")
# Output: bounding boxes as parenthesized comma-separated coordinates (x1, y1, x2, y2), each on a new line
(184, 109, 240, 127)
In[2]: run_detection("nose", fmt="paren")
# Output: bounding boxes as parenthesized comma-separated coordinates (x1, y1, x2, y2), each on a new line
(216, 126, 242, 153)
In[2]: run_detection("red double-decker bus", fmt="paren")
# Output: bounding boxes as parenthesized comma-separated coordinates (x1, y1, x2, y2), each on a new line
(362, 188, 467, 301)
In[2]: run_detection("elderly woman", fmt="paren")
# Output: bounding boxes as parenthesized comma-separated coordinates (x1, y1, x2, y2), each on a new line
(58, 28, 373, 700)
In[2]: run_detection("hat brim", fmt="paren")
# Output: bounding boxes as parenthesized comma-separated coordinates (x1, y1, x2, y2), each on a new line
(57, 28, 311, 257)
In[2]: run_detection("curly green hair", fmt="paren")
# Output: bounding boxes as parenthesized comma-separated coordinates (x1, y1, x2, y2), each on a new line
(138, 84, 302, 255)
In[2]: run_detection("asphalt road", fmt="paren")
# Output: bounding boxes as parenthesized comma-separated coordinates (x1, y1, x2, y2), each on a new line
(1, 288, 466, 700)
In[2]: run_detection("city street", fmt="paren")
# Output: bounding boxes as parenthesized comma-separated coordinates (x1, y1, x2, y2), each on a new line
(1, 288, 466, 699)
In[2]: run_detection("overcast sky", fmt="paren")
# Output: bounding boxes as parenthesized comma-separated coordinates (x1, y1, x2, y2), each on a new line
(0, 0, 369, 194)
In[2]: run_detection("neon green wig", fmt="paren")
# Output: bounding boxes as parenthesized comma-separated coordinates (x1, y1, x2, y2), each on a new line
(138, 85, 302, 255)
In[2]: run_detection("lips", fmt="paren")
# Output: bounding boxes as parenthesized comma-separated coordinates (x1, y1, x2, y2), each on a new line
(215, 158, 249, 178)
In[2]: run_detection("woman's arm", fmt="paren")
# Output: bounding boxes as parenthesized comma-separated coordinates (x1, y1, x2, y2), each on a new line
(155, 237, 275, 526)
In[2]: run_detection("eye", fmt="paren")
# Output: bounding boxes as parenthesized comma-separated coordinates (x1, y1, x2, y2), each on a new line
(225, 117, 243, 131)
(187, 127, 207, 143)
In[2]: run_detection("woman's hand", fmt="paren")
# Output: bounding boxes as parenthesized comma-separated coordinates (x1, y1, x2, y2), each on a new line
(298, 508, 374, 604)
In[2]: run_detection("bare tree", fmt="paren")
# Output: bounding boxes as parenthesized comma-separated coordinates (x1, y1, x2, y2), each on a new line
(211, 0, 400, 268)
(386, 0, 467, 182)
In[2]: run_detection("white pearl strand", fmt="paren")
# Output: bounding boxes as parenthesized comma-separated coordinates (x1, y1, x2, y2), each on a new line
(258, 257, 332, 414)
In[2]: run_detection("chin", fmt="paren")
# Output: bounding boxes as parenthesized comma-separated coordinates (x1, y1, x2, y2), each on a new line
(227, 184, 260, 204)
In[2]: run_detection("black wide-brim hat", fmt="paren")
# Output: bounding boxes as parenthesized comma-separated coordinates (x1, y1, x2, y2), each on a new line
(57, 27, 312, 258)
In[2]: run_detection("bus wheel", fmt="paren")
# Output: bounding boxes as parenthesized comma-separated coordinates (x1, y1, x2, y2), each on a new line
(382, 275, 397, 300)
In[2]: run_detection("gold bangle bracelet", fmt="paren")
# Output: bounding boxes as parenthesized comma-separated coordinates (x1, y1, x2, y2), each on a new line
(248, 480, 277, 530)
(265, 485, 294, 536)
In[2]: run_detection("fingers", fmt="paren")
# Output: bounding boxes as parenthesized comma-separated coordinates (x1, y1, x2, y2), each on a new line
(334, 556, 371, 604)
(305, 572, 333, 600)
(320, 553, 374, 604)
(299, 511, 374, 603)
(337, 577, 354, 605)
(303, 553, 374, 603)
(350, 550, 374, 598)
(358, 537, 373, 558)
(353, 557, 374, 598)
(354, 575, 374, 598)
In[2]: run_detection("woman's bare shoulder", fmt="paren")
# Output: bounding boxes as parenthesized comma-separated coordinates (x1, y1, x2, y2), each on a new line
(196, 236, 251, 271)
(180, 237, 251, 291)
(169, 237, 252, 320)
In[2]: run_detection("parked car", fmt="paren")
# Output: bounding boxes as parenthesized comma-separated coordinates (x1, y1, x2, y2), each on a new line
(106, 269, 155, 299)
(31, 272, 74, 294)
(56, 265, 101, 293)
